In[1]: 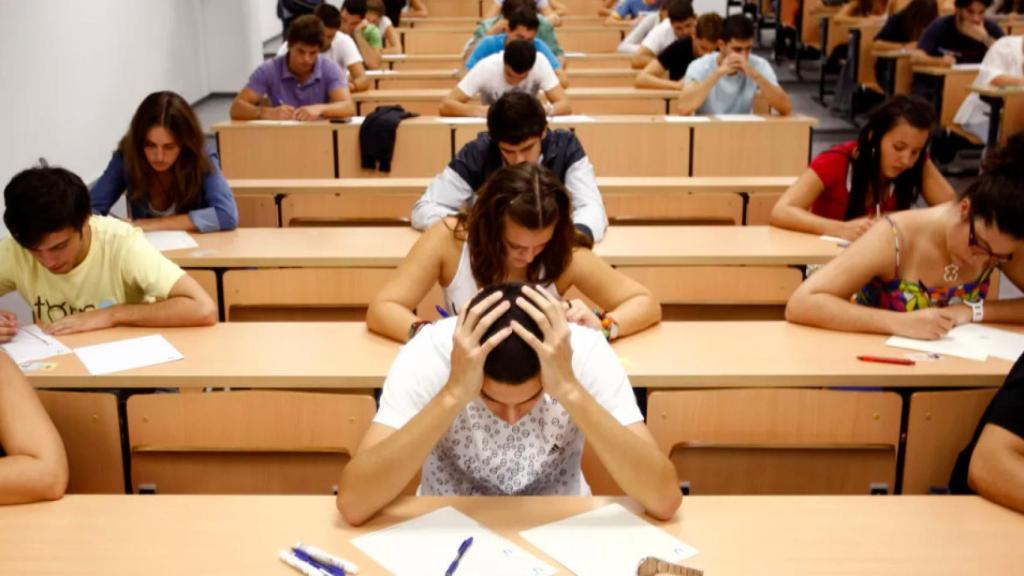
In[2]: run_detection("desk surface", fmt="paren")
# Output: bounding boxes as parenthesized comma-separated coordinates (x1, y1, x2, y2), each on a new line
(914, 65, 980, 76)
(382, 51, 634, 62)
(25, 321, 1016, 389)
(972, 84, 1024, 98)
(165, 226, 842, 268)
(352, 87, 682, 101)
(0, 495, 1020, 575)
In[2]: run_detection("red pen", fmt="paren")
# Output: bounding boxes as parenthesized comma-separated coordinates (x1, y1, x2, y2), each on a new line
(857, 355, 916, 366)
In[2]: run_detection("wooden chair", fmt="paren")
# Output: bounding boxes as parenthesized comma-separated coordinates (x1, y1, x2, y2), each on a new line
(902, 388, 998, 494)
(647, 388, 902, 494)
(37, 390, 124, 493)
(126, 390, 375, 494)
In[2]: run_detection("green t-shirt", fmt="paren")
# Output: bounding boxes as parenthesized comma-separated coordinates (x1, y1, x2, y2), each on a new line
(362, 23, 383, 49)
(473, 15, 564, 56)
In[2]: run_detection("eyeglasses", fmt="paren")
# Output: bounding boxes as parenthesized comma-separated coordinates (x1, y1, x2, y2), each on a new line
(969, 217, 1015, 265)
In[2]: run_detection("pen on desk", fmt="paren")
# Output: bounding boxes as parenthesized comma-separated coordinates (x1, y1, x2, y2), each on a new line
(857, 355, 916, 366)
(294, 542, 360, 575)
(280, 550, 334, 576)
(293, 548, 345, 576)
(435, 304, 451, 318)
(445, 536, 474, 576)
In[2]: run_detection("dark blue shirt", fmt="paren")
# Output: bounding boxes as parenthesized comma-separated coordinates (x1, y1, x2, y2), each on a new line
(917, 15, 1004, 64)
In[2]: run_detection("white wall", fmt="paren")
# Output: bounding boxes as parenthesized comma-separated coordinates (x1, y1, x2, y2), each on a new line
(202, 0, 265, 92)
(257, 0, 283, 42)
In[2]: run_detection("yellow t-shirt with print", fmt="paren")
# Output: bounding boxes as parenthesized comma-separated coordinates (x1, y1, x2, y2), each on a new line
(0, 215, 185, 325)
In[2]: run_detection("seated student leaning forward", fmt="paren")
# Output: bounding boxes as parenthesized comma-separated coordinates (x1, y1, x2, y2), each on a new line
(230, 14, 355, 122)
(90, 91, 239, 234)
(0, 352, 68, 505)
(339, 283, 681, 525)
(771, 96, 955, 241)
(368, 163, 660, 344)
(0, 168, 217, 343)
(678, 15, 792, 116)
(785, 139, 1024, 341)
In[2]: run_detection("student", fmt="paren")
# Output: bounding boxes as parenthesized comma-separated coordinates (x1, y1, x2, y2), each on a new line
(230, 15, 355, 121)
(631, 0, 696, 69)
(607, 0, 662, 25)
(366, 0, 400, 54)
(90, 92, 238, 234)
(785, 152, 1024, 340)
(343, 282, 678, 525)
(0, 352, 68, 505)
(341, 0, 384, 70)
(826, 0, 891, 74)
(636, 12, 722, 89)
(486, 0, 561, 26)
(0, 167, 217, 339)
(872, 0, 940, 90)
(771, 96, 955, 240)
(679, 15, 793, 116)
(415, 92, 606, 242)
(954, 34, 1024, 141)
(469, 0, 565, 62)
(466, 4, 566, 87)
(372, 162, 657, 343)
(619, 7, 664, 55)
(277, 4, 371, 93)
(912, 0, 1003, 67)
(441, 40, 571, 117)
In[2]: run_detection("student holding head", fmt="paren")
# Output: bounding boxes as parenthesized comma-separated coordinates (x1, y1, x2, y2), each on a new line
(416, 92, 606, 242)
(366, 0, 400, 54)
(785, 140, 1024, 340)
(344, 280, 677, 525)
(607, 0, 662, 25)
(341, 0, 384, 69)
(467, 4, 567, 87)
(90, 92, 238, 234)
(955, 34, 1024, 142)
(441, 40, 571, 117)
(470, 0, 565, 63)
(372, 162, 657, 343)
(679, 15, 792, 116)
(277, 4, 371, 93)
(0, 167, 217, 341)
(631, 0, 697, 68)
(771, 96, 955, 240)
(872, 0, 940, 89)
(0, 352, 67, 505)
(230, 15, 355, 121)
(636, 12, 722, 90)
(912, 0, 1003, 67)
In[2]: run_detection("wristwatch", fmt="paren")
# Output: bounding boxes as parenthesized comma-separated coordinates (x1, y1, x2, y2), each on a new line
(967, 299, 985, 323)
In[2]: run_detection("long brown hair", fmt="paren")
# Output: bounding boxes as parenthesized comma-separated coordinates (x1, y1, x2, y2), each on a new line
(119, 91, 211, 211)
(454, 163, 584, 288)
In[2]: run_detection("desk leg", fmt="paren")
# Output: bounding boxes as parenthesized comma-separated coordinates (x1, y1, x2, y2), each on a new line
(846, 29, 862, 123)
(982, 95, 1004, 151)
(794, 0, 804, 79)
(882, 58, 896, 98)
(817, 16, 829, 103)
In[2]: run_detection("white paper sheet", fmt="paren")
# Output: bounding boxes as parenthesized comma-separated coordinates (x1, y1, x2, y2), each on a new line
(886, 327, 990, 361)
(0, 325, 72, 365)
(549, 115, 596, 123)
(564, 51, 586, 57)
(364, 69, 397, 77)
(946, 324, 1024, 362)
(248, 120, 304, 126)
(348, 116, 365, 125)
(350, 506, 555, 576)
(73, 334, 183, 376)
(519, 503, 698, 576)
(144, 231, 199, 252)
(434, 117, 487, 124)
(713, 114, 765, 122)
(664, 115, 711, 122)
(953, 63, 982, 71)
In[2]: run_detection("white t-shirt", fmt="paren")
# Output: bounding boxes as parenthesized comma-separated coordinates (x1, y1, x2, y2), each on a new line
(457, 52, 560, 105)
(495, 0, 550, 7)
(619, 11, 661, 54)
(955, 35, 1024, 139)
(374, 318, 644, 496)
(641, 18, 678, 56)
(277, 32, 363, 71)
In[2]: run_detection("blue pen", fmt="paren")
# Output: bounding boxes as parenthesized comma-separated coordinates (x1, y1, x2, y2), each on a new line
(293, 548, 345, 576)
(445, 537, 474, 576)
(435, 305, 451, 318)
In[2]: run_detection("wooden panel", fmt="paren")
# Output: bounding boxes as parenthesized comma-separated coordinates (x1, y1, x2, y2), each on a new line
(427, 0, 481, 17)
(692, 121, 812, 177)
(826, 16, 852, 55)
(127, 390, 374, 494)
(234, 195, 279, 227)
(999, 91, 1024, 144)
(378, 77, 461, 90)
(902, 388, 998, 494)
(281, 194, 418, 226)
(574, 121, 690, 176)
(647, 388, 902, 494)
(37, 391, 123, 494)
(571, 97, 668, 114)
(559, 28, 622, 53)
(566, 73, 634, 88)
(358, 100, 441, 117)
(604, 192, 742, 224)
(618, 265, 804, 304)
(564, 53, 635, 69)
(940, 71, 978, 128)
(215, 124, 335, 179)
(186, 270, 219, 311)
(857, 23, 884, 88)
(802, 1, 826, 49)
(335, 120, 451, 178)
(400, 28, 473, 53)
(746, 193, 783, 225)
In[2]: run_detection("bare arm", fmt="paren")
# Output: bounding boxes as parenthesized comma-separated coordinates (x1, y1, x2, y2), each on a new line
(406, 0, 428, 17)
(631, 47, 656, 69)
(746, 63, 792, 116)
(294, 87, 356, 121)
(968, 424, 1024, 514)
(832, 2, 861, 26)
(564, 248, 662, 338)
(353, 30, 383, 70)
(229, 87, 295, 121)
(678, 75, 721, 115)
(544, 85, 572, 116)
(920, 158, 956, 205)
(383, 27, 402, 55)
(976, 256, 1024, 325)
(769, 169, 873, 239)
(990, 75, 1024, 88)
(635, 59, 682, 90)
(0, 353, 68, 505)
(911, 49, 954, 68)
(440, 87, 488, 117)
(133, 214, 198, 233)
(347, 63, 371, 93)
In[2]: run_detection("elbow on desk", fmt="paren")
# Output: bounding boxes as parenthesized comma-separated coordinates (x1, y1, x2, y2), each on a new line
(336, 491, 374, 527)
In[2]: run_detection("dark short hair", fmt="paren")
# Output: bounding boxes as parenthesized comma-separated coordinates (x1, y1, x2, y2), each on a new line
(967, 137, 1024, 238)
(488, 92, 547, 145)
(366, 0, 386, 15)
(343, 0, 369, 17)
(4, 167, 91, 249)
(695, 13, 724, 41)
(313, 3, 342, 29)
(667, 0, 696, 23)
(468, 283, 545, 385)
(954, 0, 992, 8)
(504, 39, 537, 74)
(720, 14, 755, 42)
(501, 0, 536, 20)
(287, 14, 325, 47)
(507, 5, 541, 31)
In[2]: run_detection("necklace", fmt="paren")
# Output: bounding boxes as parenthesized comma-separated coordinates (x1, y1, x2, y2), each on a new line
(944, 264, 960, 282)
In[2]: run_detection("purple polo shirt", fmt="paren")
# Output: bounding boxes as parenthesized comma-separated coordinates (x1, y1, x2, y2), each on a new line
(244, 53, 347, 107)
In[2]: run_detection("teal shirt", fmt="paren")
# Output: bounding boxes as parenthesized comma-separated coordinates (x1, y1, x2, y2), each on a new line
(473, 15, 564, 57)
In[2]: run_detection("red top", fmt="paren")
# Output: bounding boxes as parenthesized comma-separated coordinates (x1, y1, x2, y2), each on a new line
(810, 140, 901, 220)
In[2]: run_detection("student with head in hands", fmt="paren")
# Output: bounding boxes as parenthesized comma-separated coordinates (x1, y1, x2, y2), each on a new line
(441, 40, 571, 117)
(485, 0, 562, 26)
(365, 0, 400, 54)
(630, 0, 697, 68)
(678, 15, 792, 116)
(230, 14, 355, 121)
(771, 95, 955, 240)
(785, 136, 1024, 340)
(340, 0, 384, 70)
(371, 162, 658, 343)
(276, 4, 372, 93)
(911, 0, 1003, 67)
(0, 167, 217, 342)
(636, 12, 722, 90)
(341, 282, 678, 525)
(0, 352, 68, 505)
(467, 4, 568, 86)
(90, 91, 238, 234)
(416, 92, 606, 242)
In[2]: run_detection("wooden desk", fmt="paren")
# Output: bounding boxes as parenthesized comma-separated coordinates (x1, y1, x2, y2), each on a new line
(400, 15, 610, 28)
(422, 0, 482, 17)
(912, 66, 979, 132)
(213, 121, 336, 179)
(971, 85, 1024, 149)
(690, 116, 817, 177)
(873, 49, 913, 97)
(400, 26, 625, 54)
(367, 67, 637, 90)
(1, 495, 1021, 575)
(352, 87, 679, 115)
(334, 117, 452, 178)
(383, 51, 634, 71)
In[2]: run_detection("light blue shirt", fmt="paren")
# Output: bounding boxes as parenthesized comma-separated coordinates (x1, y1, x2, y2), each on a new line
(683, 52, 779, 115)
(467, 34, 561, 70)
